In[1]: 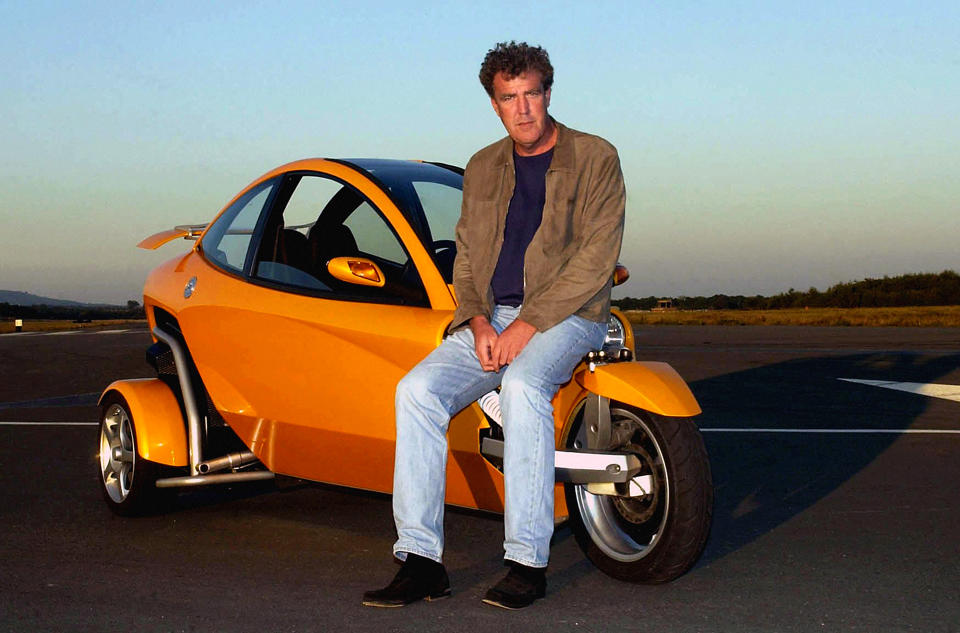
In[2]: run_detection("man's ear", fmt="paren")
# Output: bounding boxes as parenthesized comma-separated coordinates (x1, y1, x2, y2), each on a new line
(490, 96, 501, 117)
(544, 87, 551, 109)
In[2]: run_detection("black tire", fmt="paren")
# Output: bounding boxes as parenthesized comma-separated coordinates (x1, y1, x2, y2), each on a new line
(97, 392, 172, 516)
(563, 400, 713, 583)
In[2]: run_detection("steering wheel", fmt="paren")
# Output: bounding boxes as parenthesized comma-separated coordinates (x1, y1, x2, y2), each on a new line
(432, 239, 456, 254)
(398, 240, 458, 291)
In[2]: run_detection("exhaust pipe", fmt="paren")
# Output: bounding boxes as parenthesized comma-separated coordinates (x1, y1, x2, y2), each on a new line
(198, 451, 259, 474)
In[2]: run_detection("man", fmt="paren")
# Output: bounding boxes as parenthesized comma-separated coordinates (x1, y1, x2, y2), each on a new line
(363, 41, 625, 610)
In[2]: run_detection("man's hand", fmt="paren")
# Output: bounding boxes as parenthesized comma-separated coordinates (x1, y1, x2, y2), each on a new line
(470, 315, 500, 372)
(491, 318, 537, 368)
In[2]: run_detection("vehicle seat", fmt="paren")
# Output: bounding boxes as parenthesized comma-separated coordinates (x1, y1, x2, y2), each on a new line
(309, 224, 361, 286)
(279, 229, 311, 273)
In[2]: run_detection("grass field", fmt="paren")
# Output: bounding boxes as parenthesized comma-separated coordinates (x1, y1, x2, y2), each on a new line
(4, 308, 960, 333)
(623, 306, 960, 327)
(0, 319, 146, 334)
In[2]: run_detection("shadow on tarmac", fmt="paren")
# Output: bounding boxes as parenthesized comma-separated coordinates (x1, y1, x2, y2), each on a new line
(21, 346, 956, 587)
(693, 350, 960, 566)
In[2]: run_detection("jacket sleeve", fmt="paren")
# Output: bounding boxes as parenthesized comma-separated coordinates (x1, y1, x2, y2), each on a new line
(449, 157, 488, 331)
(518, 148, 626, 332)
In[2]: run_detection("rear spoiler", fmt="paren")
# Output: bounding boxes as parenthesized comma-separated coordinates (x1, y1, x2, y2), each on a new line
(137, 224, 207, 250)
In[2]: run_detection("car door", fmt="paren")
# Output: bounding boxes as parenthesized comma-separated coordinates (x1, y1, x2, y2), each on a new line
(178, 160, 455, 492)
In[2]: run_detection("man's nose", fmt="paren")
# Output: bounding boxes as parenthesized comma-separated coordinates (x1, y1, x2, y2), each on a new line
(517, 94, 530, 114)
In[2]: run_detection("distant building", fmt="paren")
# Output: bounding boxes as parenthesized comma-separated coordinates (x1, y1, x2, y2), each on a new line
(652, 299, 675, 312)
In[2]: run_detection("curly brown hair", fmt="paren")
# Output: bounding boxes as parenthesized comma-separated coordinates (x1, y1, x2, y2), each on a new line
(479, 41, 554, 97)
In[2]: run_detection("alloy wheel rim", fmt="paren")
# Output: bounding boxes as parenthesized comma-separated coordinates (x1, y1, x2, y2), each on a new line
(100, 404, 135, 503)
(573, 406, 670, 562)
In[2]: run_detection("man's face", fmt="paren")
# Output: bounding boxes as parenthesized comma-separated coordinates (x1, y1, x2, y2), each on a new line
(490, 70, 554, 156)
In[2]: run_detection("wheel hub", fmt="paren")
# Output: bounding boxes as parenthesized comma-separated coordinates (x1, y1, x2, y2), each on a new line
(570, 405, 671, 563)
(100, 404, 136, 503)
(613, 442, 661, 523)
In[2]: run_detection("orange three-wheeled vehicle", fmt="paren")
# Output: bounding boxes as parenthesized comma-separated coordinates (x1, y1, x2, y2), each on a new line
(98, 158, 712, 583)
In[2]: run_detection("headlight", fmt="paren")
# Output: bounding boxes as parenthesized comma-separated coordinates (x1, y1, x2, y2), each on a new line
(603, 313, 627, 351)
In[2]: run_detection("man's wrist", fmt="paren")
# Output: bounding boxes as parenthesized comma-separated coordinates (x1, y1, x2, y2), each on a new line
(469, 315, 490, 330)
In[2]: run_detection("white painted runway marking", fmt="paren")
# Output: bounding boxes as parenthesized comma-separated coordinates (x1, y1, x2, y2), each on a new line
(839, 378, 960, 403)
(0, 421, 98, 426)
(1, 328, 139, 338)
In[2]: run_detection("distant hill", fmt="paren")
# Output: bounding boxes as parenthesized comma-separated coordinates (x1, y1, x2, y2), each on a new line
(1, 290, 142, 320)
(0, 290, 98, 307)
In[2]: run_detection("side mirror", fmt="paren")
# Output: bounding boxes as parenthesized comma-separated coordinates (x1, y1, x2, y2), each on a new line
(327, 257, 386, 288)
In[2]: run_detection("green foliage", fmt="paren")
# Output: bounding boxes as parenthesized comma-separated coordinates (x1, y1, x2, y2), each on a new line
(0, 301, 145, 321)
(613, 271, 960, 311)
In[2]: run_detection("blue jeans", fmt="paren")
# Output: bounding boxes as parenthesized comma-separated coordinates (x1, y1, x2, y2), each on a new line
(392, 305, 607, 568)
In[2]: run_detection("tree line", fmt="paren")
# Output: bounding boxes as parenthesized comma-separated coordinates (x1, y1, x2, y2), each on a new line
(6, 270, 958, 317)
(0, 301, 145, 321)
(613, 271, 960, 311)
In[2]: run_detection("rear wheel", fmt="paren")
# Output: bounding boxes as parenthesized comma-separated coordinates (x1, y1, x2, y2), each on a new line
(563, 400, 712, 583)
(98, 393, 170, 516)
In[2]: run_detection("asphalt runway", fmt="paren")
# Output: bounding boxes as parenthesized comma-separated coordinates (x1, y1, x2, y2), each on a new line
(1, 325, 959, 632)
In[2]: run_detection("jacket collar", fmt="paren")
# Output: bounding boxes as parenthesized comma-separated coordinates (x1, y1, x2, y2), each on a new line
(548, 119, 575, 172)
(490, 118, 575, 172)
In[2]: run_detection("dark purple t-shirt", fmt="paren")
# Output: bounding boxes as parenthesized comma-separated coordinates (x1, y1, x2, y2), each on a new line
(491, 148, 554, 307)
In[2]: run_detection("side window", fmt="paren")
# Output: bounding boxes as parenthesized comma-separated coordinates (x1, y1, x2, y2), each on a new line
(344, 202, 406, 263)
(411, 180, 462, 283)
(412, 180, 461, 244)
(201, 180, 276, 273)
(254, 173, 427, 305)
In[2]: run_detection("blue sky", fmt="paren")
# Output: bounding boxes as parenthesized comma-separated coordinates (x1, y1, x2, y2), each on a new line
(1, 1, 957, 303)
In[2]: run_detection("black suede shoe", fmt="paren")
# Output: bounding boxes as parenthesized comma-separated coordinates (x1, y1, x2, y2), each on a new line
(362, 553, 451, 608)
(482, 562, 546, 610)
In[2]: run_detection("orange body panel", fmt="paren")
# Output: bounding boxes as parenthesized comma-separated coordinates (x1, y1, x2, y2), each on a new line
(100, 379, 188, 466)
(137, 228, 191, 250)
(575, 361, 702, 417)
(148, 250, 453, 489)
(143, 247, 599, 512)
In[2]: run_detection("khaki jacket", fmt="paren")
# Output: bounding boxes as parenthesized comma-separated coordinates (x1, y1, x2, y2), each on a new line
(450, 120, 626, 333)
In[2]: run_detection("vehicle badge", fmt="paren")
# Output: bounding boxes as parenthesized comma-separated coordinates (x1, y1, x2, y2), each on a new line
(184, 276, 197, 299)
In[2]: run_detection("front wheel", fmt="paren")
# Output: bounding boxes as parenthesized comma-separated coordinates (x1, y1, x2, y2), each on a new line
(98, 392, 171, 516)
(563, 401, 713, 583)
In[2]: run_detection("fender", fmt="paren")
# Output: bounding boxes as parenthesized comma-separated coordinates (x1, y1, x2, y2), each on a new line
(99, 379, 189, 466)
(574, 361, 701, 417)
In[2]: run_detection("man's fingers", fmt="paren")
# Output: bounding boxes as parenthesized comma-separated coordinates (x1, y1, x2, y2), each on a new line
(478, 343, 494, 369)
(491, 340, 513, 368)
(478, 346, 494, 370)
(476, 331, 502, 372)
(487, 342, 502, 371)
